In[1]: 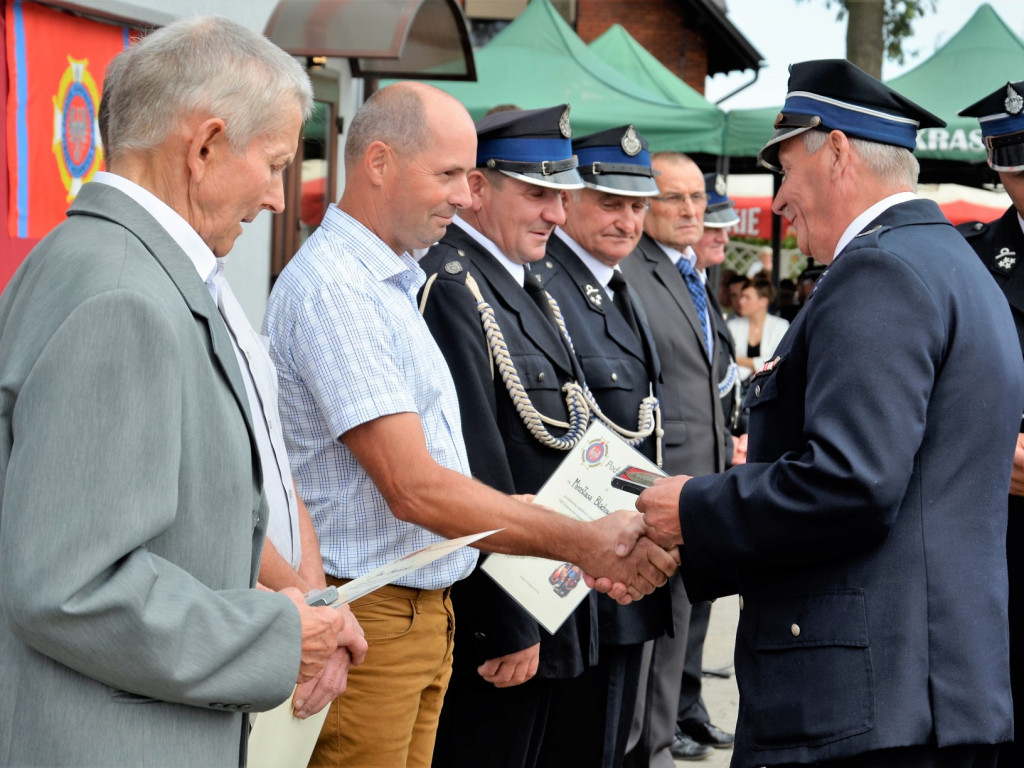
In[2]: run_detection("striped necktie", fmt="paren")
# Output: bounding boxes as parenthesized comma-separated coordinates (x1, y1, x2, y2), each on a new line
(675, 257, 710, 354)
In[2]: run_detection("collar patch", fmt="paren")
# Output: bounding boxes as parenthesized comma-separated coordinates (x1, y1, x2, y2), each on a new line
(995, 247, 1018, 275)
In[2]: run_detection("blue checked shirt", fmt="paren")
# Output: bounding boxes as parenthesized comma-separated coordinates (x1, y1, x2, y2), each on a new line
(264, 205, 477, 589)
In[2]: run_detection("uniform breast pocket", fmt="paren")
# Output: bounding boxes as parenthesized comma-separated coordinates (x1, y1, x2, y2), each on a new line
(580, 355, 640, 393)
(747, 589, 874, 749)
(514, 354, 563, 392)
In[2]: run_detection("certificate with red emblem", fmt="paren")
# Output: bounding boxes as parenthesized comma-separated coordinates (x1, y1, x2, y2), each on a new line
(481, 421, 665, 634)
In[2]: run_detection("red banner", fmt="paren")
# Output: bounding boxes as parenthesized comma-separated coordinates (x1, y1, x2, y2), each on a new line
(6, 0, 129, 239)
(730, 196, 791, 240)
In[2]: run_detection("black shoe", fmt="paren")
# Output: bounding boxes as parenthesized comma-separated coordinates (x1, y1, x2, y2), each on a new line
(670, 730, 713, 761)
(679, 721, 734, 749)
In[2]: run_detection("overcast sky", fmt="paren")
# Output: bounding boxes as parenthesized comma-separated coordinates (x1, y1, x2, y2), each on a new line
(705, 0, 1024, 108)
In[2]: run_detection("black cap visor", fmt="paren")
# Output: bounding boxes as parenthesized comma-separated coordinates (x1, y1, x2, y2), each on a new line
(986, 131, 1024, 173)
(757, 113, 824, 172)
(578, 162, 659, 196)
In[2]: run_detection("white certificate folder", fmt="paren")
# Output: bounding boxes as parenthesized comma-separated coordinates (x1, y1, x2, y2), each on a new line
(480, 421, 665, 634)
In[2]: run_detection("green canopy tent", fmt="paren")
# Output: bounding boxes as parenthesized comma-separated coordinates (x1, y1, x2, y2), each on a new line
(588, 23, 722, 112)
(406, 0, 725, 154)
(887, 2, 1024, 184)
(721, 4, 1024, 185)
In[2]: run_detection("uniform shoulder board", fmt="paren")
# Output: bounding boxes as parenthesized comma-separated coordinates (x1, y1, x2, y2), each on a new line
(955, 220, 988, 239)
(431, 247, 470, 285)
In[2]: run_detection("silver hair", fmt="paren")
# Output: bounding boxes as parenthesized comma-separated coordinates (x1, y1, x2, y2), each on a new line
(344, 84, 431, 172)
(99, 16, 312, 162)
(802, 130, 919, 190)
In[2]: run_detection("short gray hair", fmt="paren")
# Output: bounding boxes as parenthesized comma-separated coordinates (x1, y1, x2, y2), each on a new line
(344, 83, 431, 172)
(802, 130, 919, 190)
(100, 16, 313, 162)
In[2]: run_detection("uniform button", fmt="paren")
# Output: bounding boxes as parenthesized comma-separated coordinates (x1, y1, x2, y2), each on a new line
(474, 631, 487, 640)
(538, 372, 546, 382)
(611, 373, 618, 382)
(790, 623, 800, 637)
(738, 595, 744, 611)
(754, 384, 761, 397)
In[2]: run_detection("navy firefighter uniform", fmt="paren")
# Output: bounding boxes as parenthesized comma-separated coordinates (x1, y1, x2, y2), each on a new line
(539, 126, 671, 768)
(418, 105, 598, 768)
(958, 78, 1024, 768)
(670, 60, 1024, 768)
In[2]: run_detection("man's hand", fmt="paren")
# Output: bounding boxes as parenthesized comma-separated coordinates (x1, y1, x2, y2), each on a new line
(292, 647, 352, 719)
(578, 510, 678, 604)
(1010, 433, 1024, 497)
(283, 588, 347, 683)
(636, 475, 690, 549)
(284, 598, 367, 717)
(477, 643, 540, 688)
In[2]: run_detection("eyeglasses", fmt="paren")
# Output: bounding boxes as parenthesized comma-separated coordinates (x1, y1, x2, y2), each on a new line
(652, 192, 706, 207)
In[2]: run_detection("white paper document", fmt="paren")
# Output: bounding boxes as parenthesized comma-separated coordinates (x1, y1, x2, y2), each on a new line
(480, 421, 665, 634)
(247, 697, 328, 768)
(333, 529, 500, 604)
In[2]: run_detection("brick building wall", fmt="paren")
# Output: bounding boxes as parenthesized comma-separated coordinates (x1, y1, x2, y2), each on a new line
(575, 0, 709, 94)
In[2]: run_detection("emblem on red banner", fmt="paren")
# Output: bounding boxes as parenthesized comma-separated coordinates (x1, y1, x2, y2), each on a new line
(52, 56, 104, 202)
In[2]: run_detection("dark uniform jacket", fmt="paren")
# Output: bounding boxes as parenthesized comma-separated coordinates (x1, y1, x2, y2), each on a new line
(419, 225, 597, 679)
(680, 200, 1023, 766)
(958, 206, 1024, 361)
(540, 236, 671, 646)
(959, 206, 1024, 675)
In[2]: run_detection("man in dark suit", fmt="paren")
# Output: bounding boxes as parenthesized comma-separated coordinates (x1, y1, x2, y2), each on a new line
(539, 125, 671, 768)
(958, 80, 1024, 768)
(671, 174, 743, 760)
(620, 151, 733, 767)
(639, 59, 1024, 768)
(417, 105, 598, 768)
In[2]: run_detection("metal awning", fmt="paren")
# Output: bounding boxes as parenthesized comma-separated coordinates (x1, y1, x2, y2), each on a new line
(264, 0, 476, 81)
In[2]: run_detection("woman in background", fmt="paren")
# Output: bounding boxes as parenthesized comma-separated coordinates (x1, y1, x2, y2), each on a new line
(728, 276, 790, 382)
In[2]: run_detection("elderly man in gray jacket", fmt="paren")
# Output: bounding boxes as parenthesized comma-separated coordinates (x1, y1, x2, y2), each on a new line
(0, 17, 364, 767)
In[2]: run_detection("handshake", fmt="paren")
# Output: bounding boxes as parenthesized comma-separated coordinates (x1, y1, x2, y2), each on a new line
(582, 475, 692, 602)
(578, 507, 681, 605)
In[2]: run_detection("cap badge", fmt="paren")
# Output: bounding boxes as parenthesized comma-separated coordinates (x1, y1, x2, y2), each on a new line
(714, 174, 727, 196)
(559, 106, 572, 138)
(621, 125, 642, 156)
(1005, 85, 1023, 116)
(995, 247, 1017, 274)
(585, 283, 603, 308)
(444, 261, 463, 275)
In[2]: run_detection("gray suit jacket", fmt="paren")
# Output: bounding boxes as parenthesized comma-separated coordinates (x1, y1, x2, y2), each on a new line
(620, 234, 729, 477)
(0, 183, 300, 767)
